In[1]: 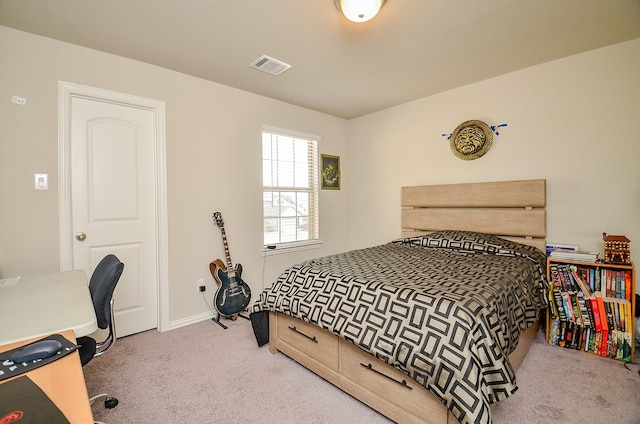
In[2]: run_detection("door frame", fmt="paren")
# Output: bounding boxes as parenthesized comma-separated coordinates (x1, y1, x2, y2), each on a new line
(57, 81, 169, 333)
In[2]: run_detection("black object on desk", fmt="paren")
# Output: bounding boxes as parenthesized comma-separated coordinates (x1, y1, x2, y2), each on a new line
(0, 334, 78, 382)
(0, 375, 70, 424)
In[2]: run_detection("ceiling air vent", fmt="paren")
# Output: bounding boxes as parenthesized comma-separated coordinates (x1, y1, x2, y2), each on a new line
(250, 55, 292, 76)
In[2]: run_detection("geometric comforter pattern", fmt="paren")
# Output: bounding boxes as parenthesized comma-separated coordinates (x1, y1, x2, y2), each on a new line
(251, 231, 548, 424)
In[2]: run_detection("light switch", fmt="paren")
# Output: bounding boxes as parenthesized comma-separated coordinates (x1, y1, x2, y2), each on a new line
(35, 173, 48, 190)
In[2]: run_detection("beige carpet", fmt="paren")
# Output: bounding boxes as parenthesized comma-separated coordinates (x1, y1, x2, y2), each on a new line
(84, 317, 640, 424)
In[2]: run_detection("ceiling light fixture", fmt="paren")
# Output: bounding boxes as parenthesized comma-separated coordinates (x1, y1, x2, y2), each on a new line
(334, 0, 386, 23)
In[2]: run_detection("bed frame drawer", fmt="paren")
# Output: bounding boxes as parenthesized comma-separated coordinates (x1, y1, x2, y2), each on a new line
(270, 312, 457, 424)
(340, 339, 449, 423)
(273, 313, 340, 371)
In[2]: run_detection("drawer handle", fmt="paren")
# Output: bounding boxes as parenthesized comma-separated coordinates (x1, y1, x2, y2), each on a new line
(287, 326, 318, 343)
(360, 363, 413, 390)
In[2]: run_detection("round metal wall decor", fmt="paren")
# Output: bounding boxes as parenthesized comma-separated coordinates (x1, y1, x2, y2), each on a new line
(450, 120, 493, 160)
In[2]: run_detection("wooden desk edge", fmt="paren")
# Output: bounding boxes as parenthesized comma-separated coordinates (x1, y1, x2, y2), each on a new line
(0, 329, 94, 423)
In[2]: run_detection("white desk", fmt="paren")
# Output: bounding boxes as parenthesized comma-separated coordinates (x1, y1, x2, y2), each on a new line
(0, 270, 98, 345)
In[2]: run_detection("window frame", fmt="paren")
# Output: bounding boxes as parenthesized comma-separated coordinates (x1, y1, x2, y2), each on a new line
(261, 126, 321, 255)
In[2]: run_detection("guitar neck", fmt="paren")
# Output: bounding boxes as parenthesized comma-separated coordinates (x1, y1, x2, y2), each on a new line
(219, 226, 236, 278)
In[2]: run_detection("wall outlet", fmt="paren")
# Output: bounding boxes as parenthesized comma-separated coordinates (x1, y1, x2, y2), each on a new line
(12, 95, 27, 106)
(196, 278, 206, 292)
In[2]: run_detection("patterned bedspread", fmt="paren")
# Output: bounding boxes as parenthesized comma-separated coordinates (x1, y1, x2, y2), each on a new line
(251, 231, 547, 424)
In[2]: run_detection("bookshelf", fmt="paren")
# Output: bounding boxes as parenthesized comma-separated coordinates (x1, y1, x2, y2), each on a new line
(545, 258, 635, 362)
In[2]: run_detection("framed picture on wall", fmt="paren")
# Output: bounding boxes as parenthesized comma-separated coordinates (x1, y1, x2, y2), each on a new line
(320, 154, 340, 190)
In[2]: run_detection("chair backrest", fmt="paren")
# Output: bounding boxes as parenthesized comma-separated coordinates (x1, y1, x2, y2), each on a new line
(89, 254, 124, 330)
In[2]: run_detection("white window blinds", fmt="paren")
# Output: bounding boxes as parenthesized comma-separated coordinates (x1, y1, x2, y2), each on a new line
(262, 129, 319, 247)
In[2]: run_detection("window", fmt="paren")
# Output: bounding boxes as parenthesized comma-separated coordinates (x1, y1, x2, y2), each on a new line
(262, 128, 319, 249)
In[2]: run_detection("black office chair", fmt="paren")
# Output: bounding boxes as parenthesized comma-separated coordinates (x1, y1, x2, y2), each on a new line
(77, 254, 124, 411)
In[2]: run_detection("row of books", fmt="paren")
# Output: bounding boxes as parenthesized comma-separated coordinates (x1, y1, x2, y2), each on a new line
(549, 248, 599, 262)
(549, 262, 632, 301)
(547, 263, 634, 361)
(548, 319, 633, 361)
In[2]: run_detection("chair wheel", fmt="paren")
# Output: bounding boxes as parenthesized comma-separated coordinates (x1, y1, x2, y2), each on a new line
(104, 397, 119, 409)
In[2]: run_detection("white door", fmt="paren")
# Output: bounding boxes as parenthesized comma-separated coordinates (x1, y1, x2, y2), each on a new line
(62, 90, 164, 337)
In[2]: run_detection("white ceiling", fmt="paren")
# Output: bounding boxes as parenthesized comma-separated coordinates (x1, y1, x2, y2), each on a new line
(1, 0, 639, 119)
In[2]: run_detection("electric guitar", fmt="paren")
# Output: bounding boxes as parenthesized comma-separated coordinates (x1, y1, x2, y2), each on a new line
(210, 212, 251, 318)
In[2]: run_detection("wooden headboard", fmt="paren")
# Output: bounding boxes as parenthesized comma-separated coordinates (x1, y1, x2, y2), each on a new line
(401, 179, 546, 252)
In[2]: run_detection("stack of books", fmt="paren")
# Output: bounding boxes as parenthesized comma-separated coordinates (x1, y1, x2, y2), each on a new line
(547, 263, 634, 361)
(549, 249, 599, 262)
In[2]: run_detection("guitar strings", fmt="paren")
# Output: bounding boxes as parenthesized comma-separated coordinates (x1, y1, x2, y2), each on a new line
(204, 248, 271, 321)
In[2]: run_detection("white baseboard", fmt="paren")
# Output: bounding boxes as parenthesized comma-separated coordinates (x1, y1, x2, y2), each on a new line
(167, 311, 215, 331)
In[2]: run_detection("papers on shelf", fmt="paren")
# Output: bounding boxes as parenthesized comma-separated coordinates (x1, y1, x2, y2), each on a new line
(549, 249, 599, 262)
(546, 243, 579, 257)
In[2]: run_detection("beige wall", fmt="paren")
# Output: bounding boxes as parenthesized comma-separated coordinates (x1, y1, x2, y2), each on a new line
(0, 26, 349, 325)
(2, 25, 639, 327)
(347, 38, 640, 270)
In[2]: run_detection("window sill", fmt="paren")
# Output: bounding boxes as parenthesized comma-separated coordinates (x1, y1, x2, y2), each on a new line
(262, 240, 323, 256)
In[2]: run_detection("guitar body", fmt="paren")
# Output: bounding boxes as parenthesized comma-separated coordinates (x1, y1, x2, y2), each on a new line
(210, 212, 252, 319)
(210, 262, 251, 317)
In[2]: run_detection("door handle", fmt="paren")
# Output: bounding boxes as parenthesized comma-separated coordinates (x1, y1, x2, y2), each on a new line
(360, 363, 413, 390)
(287, 326, 318, 343)
(75, 232, 87, 241)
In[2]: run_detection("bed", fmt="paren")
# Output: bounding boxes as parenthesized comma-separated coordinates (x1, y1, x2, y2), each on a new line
(250, 179, 547, 424)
